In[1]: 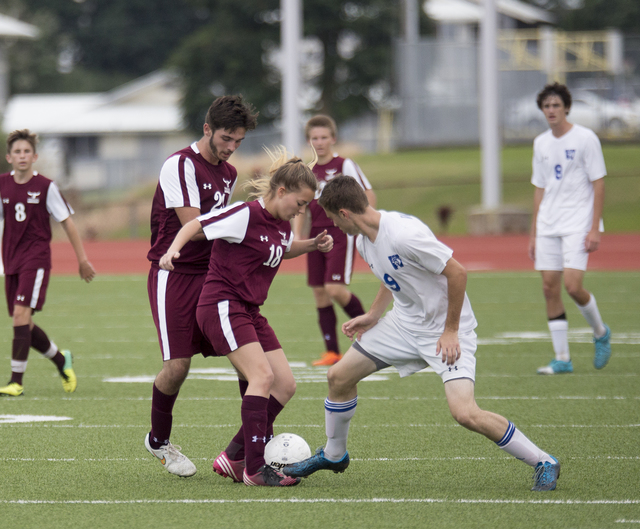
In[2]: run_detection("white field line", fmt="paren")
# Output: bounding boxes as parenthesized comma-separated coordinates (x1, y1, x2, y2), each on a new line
(2, 423, 639, 429)
(1, 498, 639, 505)
(2, 455, 638, 463)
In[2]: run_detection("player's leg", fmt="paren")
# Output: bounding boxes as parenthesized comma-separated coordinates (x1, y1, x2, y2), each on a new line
(145, 269, 199, 477)
(312, 285, 341, 363)
(227, 342, 299, 486)
(562, 233, 611, 368)
(1, 304, 31, 395)
(444, 378, 560, 491)
(283, 345, 378, 478)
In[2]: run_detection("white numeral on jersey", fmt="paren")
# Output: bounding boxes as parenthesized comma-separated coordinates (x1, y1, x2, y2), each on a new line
(213, 191, 225, 209)
(15, 203, 26, 222)
(263, 244, 283, 268)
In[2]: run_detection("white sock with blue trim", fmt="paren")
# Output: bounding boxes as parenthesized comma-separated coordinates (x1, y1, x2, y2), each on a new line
(324, 397, 357, 461)
(496, 421, 552, 467)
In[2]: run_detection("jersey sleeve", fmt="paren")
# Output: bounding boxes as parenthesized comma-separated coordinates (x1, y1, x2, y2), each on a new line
(46, 182, 73, 222)
(198, 201, 249, 243)
(342, 158, 373, 190)
(531, 137, 546, 188)
(397, 217, 453, 275)
(159, 154, 201, 210)
(583, 130, 607, 182)
(283, 231, 294, 253)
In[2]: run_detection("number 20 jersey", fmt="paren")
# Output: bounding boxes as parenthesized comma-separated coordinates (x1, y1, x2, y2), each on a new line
(356, 210, 477, 334)
(0, 172, 72, 274)
(197, 198, 294, 308)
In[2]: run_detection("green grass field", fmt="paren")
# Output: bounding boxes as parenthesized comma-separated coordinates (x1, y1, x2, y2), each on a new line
(1, 272, 639, 528)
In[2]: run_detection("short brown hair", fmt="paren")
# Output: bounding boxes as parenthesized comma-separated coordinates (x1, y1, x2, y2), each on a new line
(305, 115, 337, 140)
(318, 175, 368, 215)
(205, 95, 258, 133)
(7, 129, 38, 153)
(536, 83, 572, 113)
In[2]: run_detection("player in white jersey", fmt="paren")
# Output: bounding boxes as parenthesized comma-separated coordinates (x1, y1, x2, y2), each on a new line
(282, 175, 560, 492)
(529, 83, 611, 375)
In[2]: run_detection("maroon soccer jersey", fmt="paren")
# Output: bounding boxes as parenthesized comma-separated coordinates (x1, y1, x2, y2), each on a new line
(0, 172, 72, 274)
(147, 143, 238, 274)
(197, 199, 293, 307)
(309, 155, 372, 229)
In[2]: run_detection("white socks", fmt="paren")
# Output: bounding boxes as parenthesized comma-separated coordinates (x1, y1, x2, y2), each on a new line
(548, 319, 570, 362)
(577, 295, 607, 338)
(496, 421, 553, 467)
(324, 397, 357, 461)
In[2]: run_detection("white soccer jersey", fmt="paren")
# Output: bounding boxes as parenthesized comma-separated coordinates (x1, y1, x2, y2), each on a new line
(356, 211, 477, 334)
(532, 124, 606, 237)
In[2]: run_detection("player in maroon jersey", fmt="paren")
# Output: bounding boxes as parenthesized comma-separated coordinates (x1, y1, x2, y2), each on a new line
(294, 115, 376, 366)
(144, 95, 259, 477)
(159, 147, 333, 486)
(0, 129, 95, 397)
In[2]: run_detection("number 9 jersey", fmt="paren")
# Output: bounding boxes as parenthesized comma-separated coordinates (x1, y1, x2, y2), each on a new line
(197, 198, 294, 308)
(0, 172, 73, 275)
(356, 210, 477, 334)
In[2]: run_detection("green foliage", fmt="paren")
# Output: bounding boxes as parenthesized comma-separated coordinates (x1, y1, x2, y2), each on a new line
(0, 271, 638, 528)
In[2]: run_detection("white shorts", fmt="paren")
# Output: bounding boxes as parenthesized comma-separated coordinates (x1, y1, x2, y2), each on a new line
(535, 233, 589, 272)
(355, 311, 477, 382)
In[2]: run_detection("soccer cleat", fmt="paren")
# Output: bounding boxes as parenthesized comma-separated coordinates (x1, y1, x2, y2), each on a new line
(213, 451, 245, 483)
(537, 359, 573, 375)
(60, 350, 77, 393)
(593, 324, 611, 369)
(531, 455, 560, 491)
(282, 446, 350, 478)
(243, 464, 300, 487)
(0, 382, 24, 397)
(144, 432, 197, 477)
(312, 351, 342, 366)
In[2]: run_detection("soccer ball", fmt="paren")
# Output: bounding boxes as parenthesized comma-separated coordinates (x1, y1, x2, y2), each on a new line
(264, 433, 312, 471)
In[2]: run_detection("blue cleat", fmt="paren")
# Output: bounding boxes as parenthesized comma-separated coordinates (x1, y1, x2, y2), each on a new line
(593, 325, 611, 369)
(537, 359, 573, 375)
(282, 447, 350, 478)
(531, 455, 560, 491)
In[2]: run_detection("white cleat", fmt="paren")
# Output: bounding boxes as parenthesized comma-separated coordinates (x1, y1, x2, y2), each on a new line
(144, 433, 197, 477)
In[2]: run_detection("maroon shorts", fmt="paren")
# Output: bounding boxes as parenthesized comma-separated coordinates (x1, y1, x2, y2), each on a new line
(307, 225, 356, 287)
(196, 299, 281, 357)
(147, 268, 215, 361)
(5, 269, 50, 316)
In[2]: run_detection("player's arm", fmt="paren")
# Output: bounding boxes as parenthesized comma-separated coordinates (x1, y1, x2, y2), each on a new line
(585, 177, 605, 253)
(286, 230, 333, 259)
(159, 218, 204, 270)
(292, 208, 311, 240)
(436, 257, 466, 365)
(528, 186, 544, 261)
(175, 206, 206, 241)
(60, 217, 96, 282)
(343, 283, 393, 341)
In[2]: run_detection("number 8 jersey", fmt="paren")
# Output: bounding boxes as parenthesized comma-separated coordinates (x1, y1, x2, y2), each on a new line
(356, 210, 477, 334)
(0, 171, 73, 274)
(197, 198, 294, 308)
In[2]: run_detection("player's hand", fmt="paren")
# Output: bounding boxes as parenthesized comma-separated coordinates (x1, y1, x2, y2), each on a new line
(436, 329, 461, 365)
(342, 313, 379, 341)
(314, 230, 333, 253)
(528, 237, 536, 262)
(584, 229, 601, 253)
(159, 251, 180, 271)
(79, 260, 96, 283)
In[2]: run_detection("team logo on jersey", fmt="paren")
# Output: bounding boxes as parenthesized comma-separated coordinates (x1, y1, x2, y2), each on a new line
(325, 168, 338, 180)
(388, 254, 404, 270)
(27, 191, 40, 204)
(279, 231, 288, 245)
(203, 183, 212, 190)
(260, 235, 269, 242)
(565, 150, 575, 160)
(223, 179, 232, 194)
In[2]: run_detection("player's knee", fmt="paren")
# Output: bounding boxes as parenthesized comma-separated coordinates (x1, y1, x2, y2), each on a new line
(326, 365, 351, 393)
(563, 280, 583, 299)
(450, 405, 481, 431)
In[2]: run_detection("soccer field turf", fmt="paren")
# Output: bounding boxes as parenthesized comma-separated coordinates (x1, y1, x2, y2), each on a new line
(0, 272, 638, 528)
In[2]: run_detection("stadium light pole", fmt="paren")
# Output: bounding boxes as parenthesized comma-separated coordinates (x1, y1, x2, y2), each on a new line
(281, 0, 302, 155)
(480, 0, 501, 209)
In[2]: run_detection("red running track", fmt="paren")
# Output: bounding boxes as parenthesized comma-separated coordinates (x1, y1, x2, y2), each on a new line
(50, 233, 639, 276)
